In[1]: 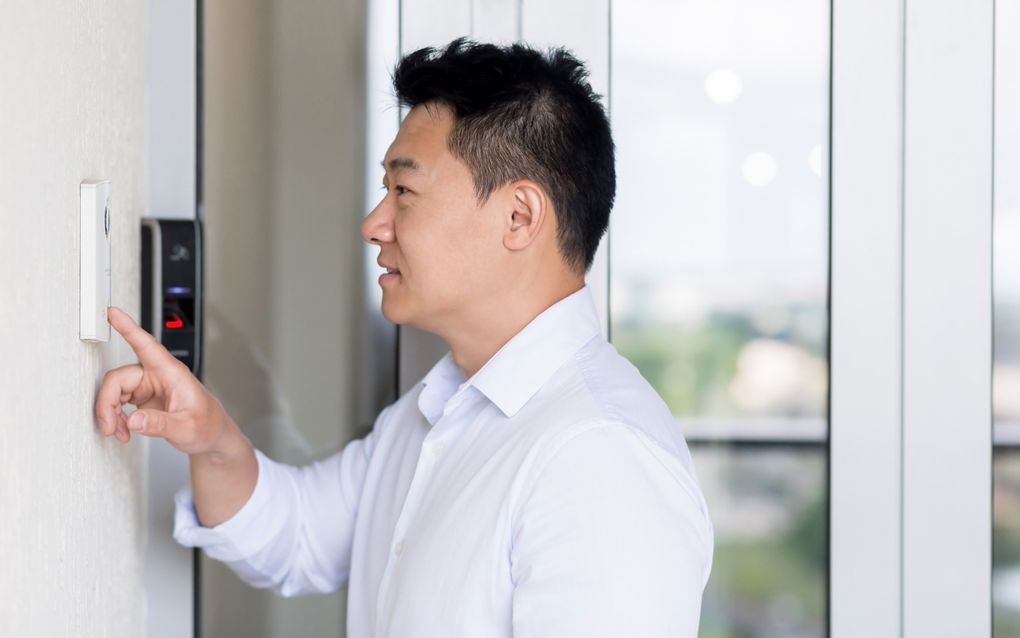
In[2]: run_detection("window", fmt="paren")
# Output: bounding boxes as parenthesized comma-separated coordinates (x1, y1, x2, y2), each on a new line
(611, 1, 830, 634)
(993, 0, 1020, 633)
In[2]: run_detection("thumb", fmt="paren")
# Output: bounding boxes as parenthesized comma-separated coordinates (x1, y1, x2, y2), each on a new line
(128, 408, 177, 437)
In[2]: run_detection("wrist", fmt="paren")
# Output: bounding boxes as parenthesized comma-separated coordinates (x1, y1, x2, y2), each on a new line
(187, 417, 259, 528)
(192, 416, 252, 467)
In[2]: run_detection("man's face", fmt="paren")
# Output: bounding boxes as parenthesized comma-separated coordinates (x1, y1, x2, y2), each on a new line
(361, 104, 506, 331)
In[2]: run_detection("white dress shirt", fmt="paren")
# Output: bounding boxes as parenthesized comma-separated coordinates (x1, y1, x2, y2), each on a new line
(174, 285, 713, 637)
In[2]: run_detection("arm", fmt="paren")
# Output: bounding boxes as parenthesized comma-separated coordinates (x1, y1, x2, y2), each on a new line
(510, 423, 713, 638)
(95, 306, 371, 595)
(189, 414, 258, 528)
(173, 430, 376, 596)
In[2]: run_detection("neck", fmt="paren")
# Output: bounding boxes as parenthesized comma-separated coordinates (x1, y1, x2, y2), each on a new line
(440, 276, 585, 379)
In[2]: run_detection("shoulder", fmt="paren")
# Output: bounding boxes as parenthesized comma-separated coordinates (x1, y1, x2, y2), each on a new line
(519, 418, 709, 519)
(525, 336, 691, 460)
(510, 418, 714, 586)
(509, 336, 712, 531)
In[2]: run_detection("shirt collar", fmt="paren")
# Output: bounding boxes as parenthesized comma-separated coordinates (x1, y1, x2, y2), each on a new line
(417, 352, 464, 425)
(417, 285, 602, 424)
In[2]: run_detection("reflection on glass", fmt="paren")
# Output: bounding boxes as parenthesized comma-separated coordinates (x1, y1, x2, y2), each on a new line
(995, 453, 1020, 636)
(610, 1, 830, 635)
(994, 0, 1020, 635)
(610, 0, 830, 436)
(994, 0, 1020, 432)
(695, 447, 826, 638)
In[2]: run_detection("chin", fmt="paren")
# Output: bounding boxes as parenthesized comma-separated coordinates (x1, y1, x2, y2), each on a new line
(380, 296, 412, 326)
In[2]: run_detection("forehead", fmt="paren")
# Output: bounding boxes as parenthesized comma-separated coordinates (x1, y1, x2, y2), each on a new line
(383, 104, 455, 170)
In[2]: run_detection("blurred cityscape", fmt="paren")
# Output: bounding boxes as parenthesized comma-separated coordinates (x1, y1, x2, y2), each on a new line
(612, 1, 829, 636)
(612, 0, 1020, 635)
(612, 299, 828, 638)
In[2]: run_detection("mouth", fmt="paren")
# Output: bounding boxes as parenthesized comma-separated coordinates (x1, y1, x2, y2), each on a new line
(377, 258, 400, 273)
(378, 264, 401, 285)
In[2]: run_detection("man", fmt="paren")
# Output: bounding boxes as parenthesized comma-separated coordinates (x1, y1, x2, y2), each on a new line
(96, 39, 713, 636)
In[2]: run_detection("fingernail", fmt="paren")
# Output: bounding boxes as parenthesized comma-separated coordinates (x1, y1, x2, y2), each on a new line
(130, 413, 146, 432)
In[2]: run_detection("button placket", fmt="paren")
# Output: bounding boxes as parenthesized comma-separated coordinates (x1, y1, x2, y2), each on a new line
(375, 394, 476, 630)
(387, 450, 435, 557)
(374, 429, 442, 627)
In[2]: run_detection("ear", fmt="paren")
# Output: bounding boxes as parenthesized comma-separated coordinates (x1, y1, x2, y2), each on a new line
(503, 180, 548, 253)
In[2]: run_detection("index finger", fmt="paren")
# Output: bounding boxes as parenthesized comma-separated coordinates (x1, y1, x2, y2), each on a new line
(108, 306, 176, 368)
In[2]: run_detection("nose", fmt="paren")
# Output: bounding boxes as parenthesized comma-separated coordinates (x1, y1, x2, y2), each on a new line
(361, 195, 395, 245)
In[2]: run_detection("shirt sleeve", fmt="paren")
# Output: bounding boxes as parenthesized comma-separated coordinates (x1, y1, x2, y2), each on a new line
(173, 428, 376, 597)
(510, 422, 713, 638)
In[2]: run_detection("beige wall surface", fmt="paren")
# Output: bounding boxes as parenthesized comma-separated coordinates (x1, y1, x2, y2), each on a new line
(0, 1, 148, 636)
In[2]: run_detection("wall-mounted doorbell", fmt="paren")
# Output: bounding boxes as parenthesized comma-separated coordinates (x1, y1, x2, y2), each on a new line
(141, 219, 203, 376)
(80, 180, 112, 342)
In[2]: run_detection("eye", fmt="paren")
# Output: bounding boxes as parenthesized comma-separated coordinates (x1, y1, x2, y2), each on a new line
(380, 184, 411, 196)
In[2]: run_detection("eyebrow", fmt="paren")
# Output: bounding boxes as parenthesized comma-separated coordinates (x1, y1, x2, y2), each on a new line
(381, 157, 423, 173)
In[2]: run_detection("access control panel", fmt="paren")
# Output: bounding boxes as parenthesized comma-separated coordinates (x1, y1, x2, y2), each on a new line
(141, 219, 203, 376)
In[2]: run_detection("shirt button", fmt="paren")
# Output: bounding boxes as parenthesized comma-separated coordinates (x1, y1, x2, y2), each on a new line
(432, 442, 444, 456)
(394, 541, 404, 556)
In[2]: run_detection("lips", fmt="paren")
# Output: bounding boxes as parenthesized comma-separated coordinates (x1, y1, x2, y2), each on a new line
(377, 259, 401, 275)
(377, 260, 401, 286)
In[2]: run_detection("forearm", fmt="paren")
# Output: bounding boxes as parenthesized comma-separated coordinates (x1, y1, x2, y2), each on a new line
(189, 417, 258, 528)
(176, 430, 371, 596)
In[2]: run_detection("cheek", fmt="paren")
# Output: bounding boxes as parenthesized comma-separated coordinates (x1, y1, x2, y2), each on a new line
(398, 199, 503, 292)
(465, 204, 509, 268)
(396, 213, 460, 284)
(450, 210, 502, 270)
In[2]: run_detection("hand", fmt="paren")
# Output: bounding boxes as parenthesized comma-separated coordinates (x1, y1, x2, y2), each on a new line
(95, 306, 237, 457)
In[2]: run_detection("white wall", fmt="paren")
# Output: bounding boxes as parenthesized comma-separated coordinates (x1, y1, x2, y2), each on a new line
(0, 1, 148, 636)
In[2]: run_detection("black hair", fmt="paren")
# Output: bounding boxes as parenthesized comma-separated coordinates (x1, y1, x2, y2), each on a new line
(392, 38, 616, 274)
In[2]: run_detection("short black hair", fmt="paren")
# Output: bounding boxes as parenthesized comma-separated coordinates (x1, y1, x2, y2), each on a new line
(392, 38, 616, 273)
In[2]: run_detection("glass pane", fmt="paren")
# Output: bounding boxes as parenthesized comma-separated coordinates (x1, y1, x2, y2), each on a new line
(695, 446, 826, 638)
(199, 3, 378, 637)
(994, 0, 1020, 635)
(610, 1, 830, 635)
(610, 0, 830, 440)
(994, 0, 1020, 431)
(995, 452, 1020, 636)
